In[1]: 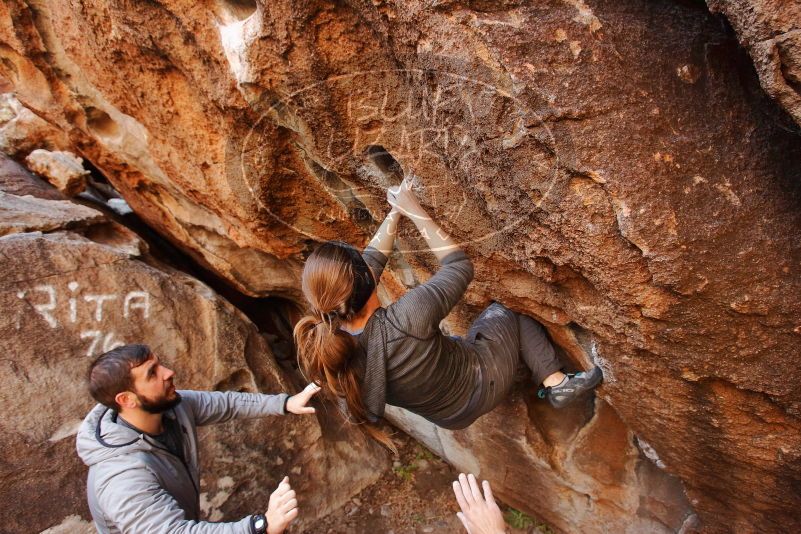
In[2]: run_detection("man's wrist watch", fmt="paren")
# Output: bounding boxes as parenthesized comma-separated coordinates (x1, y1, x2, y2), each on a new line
(251, 513, 267, 534)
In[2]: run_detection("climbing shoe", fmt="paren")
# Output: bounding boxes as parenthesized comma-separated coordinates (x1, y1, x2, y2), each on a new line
(537, 366, 604, 409)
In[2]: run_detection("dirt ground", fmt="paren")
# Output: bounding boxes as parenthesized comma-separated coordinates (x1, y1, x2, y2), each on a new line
(301, 431, 552, 534)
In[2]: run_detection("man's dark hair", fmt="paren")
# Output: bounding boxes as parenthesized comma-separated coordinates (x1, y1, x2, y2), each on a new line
(88, 344, 152, 410)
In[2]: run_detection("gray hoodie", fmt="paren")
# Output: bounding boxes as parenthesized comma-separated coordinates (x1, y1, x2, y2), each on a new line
(76, 390, 289, 534)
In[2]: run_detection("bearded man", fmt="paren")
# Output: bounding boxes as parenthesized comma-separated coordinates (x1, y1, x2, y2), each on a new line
(76, 344, 320, 534)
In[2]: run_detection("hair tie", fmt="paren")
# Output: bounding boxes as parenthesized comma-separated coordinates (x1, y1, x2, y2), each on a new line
(315, 310, 338, 325)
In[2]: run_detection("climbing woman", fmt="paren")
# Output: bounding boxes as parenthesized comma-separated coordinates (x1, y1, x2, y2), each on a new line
(293, 178, 603, 450)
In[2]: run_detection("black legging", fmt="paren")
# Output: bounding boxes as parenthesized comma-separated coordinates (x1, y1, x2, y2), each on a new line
(466, 302, 562, 419)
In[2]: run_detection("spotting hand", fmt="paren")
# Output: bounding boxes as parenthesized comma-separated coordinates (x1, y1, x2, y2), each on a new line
(286, 382, 321, 415)
(452, 473, 508, 534)
(265, 476, 298, 534)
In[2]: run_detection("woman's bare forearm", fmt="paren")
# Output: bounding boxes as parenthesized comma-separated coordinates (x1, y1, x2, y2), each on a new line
(387, 177, 461, 261)
(408, 209, 460, 262)
(368, 208, 401, 256)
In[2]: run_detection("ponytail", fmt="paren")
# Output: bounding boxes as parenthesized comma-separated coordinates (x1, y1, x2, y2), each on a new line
(294, 242, 396, 454)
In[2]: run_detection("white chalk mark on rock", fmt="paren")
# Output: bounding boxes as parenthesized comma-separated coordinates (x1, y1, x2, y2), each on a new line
(48, 419, 83, 442)
(81, 330, 102, 357)
(637, 436, 667, 469)
(32, 285, 58, 328)
(84, 294, 117, 322)
(124, 291, 151, 319)
(38, 514, 95, 534)
(200, 476, 236, 522)
(714, 181, 741, 207)
(218, 14, 260, 85)
(81, 330, 124, 357)
(590, 340, 615, 383)
(561, 0, 602, 33)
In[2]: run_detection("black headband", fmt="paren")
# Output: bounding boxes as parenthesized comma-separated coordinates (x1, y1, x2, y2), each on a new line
(330, 241, 376, 314)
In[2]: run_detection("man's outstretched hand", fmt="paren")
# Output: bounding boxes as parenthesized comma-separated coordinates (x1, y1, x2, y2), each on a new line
(286, 382, 321, 415)
(266, 476, 298, 534)
(452, 473, 508, 534)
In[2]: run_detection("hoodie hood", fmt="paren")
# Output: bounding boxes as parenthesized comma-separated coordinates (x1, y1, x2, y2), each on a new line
(76, 404, 156, 467)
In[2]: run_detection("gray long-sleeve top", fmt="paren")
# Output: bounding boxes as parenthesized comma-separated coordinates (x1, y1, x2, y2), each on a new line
(354, 246, 480, 430)
(77, 390, 289, 533)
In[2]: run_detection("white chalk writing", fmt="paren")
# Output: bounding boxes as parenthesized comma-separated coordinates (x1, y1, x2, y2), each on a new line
(124, 291, 150, 319)
(68, 282, 79, 323)
(80, 331, 125, 357)
(15, 282, 153, 357)
(84, 294, 117, 322)
(32, 285, 58, 328)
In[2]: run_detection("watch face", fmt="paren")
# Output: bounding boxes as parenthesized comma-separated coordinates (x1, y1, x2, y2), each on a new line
(255, 518, 265, 529)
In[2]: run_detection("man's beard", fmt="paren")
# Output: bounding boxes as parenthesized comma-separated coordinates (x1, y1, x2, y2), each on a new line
(139, 391, 182, 414)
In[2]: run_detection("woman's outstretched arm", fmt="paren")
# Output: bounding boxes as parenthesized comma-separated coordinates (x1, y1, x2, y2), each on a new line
(385, 177, 474, 337)
(387, 178, 459, 261)
(361, 207, 401, 283)
(368, 207, 401, 256)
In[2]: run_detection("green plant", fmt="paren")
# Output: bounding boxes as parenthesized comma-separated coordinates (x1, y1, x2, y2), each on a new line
(414, 445, 436, 461)
(503, 507, 554, 533)
(504, 508, 534, 530)
(392, 462, 418, 481)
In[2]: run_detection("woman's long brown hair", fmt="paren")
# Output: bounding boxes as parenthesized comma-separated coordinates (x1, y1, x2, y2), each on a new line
(293, 242, 396, 453)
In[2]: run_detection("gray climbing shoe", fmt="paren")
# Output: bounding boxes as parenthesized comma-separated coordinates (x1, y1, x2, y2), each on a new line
(537, 366, 603, 409)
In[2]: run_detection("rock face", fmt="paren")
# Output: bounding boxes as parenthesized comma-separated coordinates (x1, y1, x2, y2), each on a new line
(0, 163, 385, 533)
(0, 93, 70, 157)
(2, 1, 801, 533)
(707, 0, 801, 127)
(24, 149, 89, 196)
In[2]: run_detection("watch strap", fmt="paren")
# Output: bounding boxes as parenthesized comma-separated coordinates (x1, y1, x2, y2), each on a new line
(250, 513, 267, 534)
